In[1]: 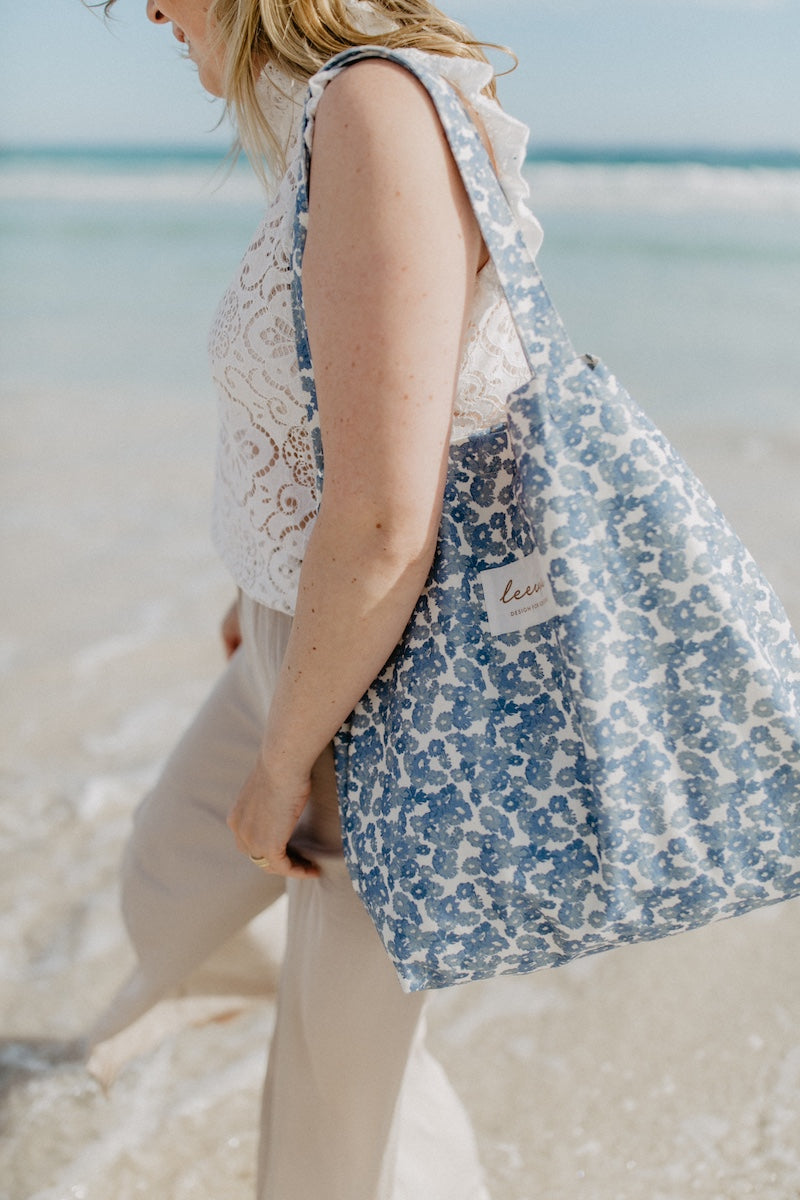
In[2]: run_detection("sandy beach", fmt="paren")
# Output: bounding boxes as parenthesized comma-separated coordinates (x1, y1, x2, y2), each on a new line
(1, 368, 799, 1200)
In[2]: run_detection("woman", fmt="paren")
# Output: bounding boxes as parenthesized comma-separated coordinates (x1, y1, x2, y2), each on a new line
(90, 1, 542, 1195)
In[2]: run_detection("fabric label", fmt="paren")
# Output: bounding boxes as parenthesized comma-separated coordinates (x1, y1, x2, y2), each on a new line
(480, 553, 558, 636)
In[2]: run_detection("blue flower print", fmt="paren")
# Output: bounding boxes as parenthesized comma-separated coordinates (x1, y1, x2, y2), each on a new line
(478, 805, 515, 840)
(561, 600, 612, 646)
(578, 432, 610, 469)
(547, 839, 600, 883)
(452, 655, 485, 690)
(555, 897, 588, 931)
(721, 740, 764, 780)
(683, 777, 715, 822)
(517, 802, 573, 849)
(426, 893, 462, 930)
(597, 397, 630, 436)
(522, 755, 555, 793)
(659, 549, 689, 583)
(462, 921, 508, 961)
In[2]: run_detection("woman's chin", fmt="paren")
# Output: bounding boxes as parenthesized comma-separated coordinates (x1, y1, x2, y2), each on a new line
(194, 59, 225, 99)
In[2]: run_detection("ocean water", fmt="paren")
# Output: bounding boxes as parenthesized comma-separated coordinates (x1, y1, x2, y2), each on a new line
(2, 147, 800, 1200)
(2, 145, 799, 431)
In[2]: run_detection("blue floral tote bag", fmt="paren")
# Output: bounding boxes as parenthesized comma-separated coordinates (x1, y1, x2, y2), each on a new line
(291, 47, 800, 992)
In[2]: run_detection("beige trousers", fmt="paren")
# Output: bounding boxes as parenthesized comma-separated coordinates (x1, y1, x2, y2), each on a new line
(89, 596, 489, 1200)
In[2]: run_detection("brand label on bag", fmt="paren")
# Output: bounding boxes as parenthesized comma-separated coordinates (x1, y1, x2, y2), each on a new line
(480, 554, 558, 637)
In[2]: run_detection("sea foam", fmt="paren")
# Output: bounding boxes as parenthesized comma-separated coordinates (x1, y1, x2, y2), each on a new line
(2, 151, 800, 213)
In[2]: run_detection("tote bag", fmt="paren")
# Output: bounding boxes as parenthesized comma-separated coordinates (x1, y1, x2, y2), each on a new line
(291, 47, 800, 992)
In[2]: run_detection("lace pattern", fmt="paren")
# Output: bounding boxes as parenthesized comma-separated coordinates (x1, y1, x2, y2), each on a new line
(210, 50, 543, 614)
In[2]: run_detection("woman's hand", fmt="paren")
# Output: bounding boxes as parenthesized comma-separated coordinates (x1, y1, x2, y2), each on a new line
(227, 752, 319, 878)
(220, 598, 242, 659)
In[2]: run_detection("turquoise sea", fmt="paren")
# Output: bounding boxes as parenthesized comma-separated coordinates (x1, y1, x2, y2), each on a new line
(1, 144, 799, 433)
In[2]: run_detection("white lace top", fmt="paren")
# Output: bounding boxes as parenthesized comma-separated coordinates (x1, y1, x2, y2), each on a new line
(209, 48, 543, 616)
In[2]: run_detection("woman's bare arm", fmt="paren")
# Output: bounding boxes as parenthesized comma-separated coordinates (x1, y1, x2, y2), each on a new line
(228, 61, 484, 873)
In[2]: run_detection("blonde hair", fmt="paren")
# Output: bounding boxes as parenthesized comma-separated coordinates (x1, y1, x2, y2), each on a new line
(216, 1, 500, 176)
(100, 1, 505, 182)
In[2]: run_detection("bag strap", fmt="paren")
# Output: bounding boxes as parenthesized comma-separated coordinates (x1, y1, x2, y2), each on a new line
(290, 46, 579, 485)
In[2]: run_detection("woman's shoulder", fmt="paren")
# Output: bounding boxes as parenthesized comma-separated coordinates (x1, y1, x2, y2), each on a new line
(307, 50, 459, 152)
(305, 53, 470, 185)
(313, 54, 440, 126)
(304, 56, 474, 236)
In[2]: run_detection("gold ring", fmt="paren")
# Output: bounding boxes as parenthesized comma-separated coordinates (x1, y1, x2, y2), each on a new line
(249, 853, 271, 869)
